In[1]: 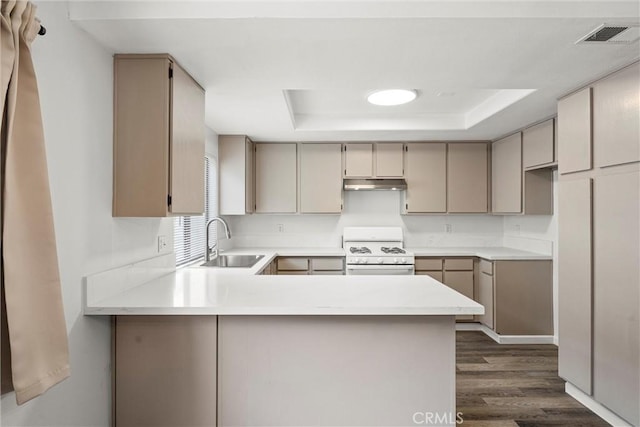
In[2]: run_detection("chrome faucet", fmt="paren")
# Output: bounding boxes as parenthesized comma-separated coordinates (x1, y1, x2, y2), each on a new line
(205, 217, 232, 262)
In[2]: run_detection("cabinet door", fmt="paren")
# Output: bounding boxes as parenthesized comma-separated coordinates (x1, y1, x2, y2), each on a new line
(170, 63, 205, 214)
(404, 143, 447, 213)
(523, 119, 555, 168)
(416, 271, 443, 282)
(115, 316, 217, 426)
(593, 171, 640, 426)
(558, 178, 592, 394)
(344, 143, 373, 177)
(219, 136, 253, 215)
(558, 87, 592, 175)
(478, 271, 494, 329)
(492, 133, 522, 214)
(245, 138, 255, 213)
(113, 56, 171, 217)
(375, 143, 404, 177)
(255, 143, 297, 213)
(494, 261, 553, 335)
(447, 143, 488, 213)
(300, 144, 342, 213)
(593, 62, 640, 168)
(443, 271, 474, 320)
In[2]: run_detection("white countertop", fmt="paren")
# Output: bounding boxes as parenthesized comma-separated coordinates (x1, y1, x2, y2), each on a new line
(406, 246, 552, 261)
(85, 268, 484, 316)
(83, 245, 549, 316)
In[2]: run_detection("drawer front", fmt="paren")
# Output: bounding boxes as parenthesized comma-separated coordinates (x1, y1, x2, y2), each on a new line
(416, 271, 443, 282)
(277, 257, 309, 271)
(311, 257, 344, 271)
(415, 258, 443, 271)
(277, 270, 309, 275)
(444, 258, 474, 271)
(310, 271, 344, 276)
(480, 259, 493, 275)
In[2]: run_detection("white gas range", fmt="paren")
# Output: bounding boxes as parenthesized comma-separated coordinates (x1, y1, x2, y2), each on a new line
(343, 227, 415, 275)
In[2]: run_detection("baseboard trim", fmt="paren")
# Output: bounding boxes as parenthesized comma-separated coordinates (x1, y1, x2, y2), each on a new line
(565, 382, 632, 427)
(455, 322, 556, 345)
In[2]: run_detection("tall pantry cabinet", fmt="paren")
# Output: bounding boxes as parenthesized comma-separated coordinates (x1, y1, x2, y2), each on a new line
(557, 61, 639, 426)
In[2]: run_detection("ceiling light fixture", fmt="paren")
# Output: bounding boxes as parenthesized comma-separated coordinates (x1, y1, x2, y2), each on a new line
(367, 89, 417, 106)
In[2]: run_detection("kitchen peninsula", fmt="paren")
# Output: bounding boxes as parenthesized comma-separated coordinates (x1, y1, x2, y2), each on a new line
(85, 255, 482, 427)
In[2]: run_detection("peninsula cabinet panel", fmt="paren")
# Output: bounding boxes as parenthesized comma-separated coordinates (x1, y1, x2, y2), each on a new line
(375, 143, 404, 177)
(344, 143, 373, 177)
(523, 119, 555, 168)
(558, 87, 592, 175)
(593, 170, 640, 426)
(255, 143, 297, 213)
(219, 135, 254, 215)
(491, 133, 522, 214)
(300, 144, 343, 213)
(593, 62, 640, 168)
(478, 271, 494, 329)
(493, 260, 553, 335)
(558, 178, 592, 394)
(115, 316, 217, 427)
(113, 54, 205, 217)
(404, 143, 447, 213)
(447, 143, 488, 213)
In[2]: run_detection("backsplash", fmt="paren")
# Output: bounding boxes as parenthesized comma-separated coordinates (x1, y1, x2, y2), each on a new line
(226, 191, 504, 248)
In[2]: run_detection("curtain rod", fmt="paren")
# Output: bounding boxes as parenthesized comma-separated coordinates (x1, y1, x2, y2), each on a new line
(38, 25, 46, 36)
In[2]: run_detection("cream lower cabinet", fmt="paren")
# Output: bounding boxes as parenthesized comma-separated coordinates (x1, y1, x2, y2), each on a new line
(300, 144, 343, 213)
(255, 143, 297, 213)
(276, 257, 344, 275)
(443, 258, 474, 321)
(403, 143, 447, 213)
(477, 260, 494, 329)
(115, 316, 217, 426)
(414, 258, 443, 281)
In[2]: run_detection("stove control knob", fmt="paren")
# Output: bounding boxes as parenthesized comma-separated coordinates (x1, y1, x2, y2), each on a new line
(377, 258, 383, 264)
(393, 258, 399, 264)
(401, 258, 406, 264)
(362, 258, 368, 264)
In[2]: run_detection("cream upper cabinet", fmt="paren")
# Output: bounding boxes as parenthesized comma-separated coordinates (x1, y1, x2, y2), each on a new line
(375, 143, 404, 177)
(344, 143, 373, 177)
(491, 133, 522, 214)
(558, 87, 592, 175)
(344, 143, 404, 178)
(113, 54, 205, 217)
(593, 62, 640, 168)
(255, 143, 297, 213)
(219, 135, 254, 215)
(523, 119, 555, 168)
(404, 143, 446, 213)
(300, 144, 343, 213)
(447, 143, 488, 213)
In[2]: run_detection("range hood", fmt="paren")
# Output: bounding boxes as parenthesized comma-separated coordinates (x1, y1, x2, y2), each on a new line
(343, 178, 407, 191)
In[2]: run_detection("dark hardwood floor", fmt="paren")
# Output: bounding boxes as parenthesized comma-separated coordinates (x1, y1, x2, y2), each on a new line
(456, 331, 610, 427)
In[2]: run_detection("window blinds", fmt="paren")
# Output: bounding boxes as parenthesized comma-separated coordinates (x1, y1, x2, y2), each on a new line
(174, 156, 217, 266)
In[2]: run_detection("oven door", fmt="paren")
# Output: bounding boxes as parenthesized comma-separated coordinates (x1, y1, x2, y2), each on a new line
(345, 264, 415, 275)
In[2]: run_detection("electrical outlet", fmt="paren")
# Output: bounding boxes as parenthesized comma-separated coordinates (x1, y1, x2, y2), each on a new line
(445, 224, 452, 233)
(277, 224, 284, 233)
(157, 235, 168, 253)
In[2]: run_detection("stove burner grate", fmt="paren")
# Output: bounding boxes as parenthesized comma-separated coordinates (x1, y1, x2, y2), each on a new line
(349, 247, 372, 254)
(381, 247, 406, 254)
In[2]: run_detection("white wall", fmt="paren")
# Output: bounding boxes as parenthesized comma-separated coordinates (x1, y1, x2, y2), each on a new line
(1, 2, 173, 426)
(229, 191, 504, 248)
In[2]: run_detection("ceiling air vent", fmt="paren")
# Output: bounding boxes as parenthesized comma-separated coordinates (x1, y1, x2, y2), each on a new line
(577, 24, 640, 44)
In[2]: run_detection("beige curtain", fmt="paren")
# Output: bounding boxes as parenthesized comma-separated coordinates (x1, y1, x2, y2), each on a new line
(1, 0, 70, 404)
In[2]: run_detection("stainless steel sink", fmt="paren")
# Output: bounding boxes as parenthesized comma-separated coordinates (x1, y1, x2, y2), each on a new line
(201, 254, 264, 268)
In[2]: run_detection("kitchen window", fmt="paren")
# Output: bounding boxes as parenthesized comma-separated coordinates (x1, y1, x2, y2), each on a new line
(173, 156, 217, 266)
